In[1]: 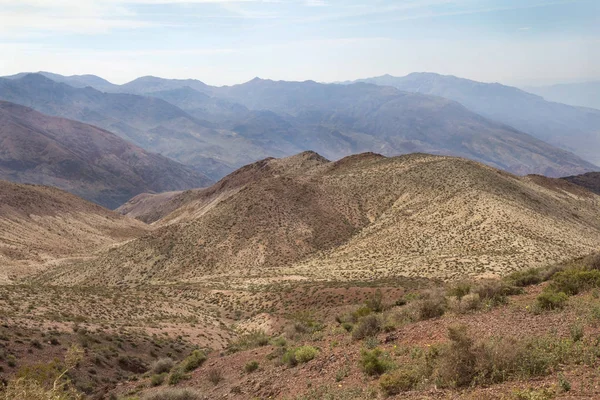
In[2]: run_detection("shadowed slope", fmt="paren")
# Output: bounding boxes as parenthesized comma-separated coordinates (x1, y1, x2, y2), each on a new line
(0, 101, 212, 208)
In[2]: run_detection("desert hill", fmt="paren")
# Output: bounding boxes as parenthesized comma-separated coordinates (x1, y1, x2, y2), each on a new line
(562, 171, 600, 195)
(117, 151, 330, 224)
(352, 72, 600, 166)
(0, 101, 212, 208)
(47, 152, 600, 286)
(0, 180, 148, 283)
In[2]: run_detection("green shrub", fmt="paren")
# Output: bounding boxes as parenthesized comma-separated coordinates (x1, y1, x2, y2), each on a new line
(447, 281, 471, 300)
(226, 330, 269, 354)
(244, 361, 259, 373)
(182, 350, 206, 372)
(365, 289, 384, 312)
(358, 348, 393, 376)
(416, 296, 446, 320)
(352, 314, 382, 340)
(151, 373, 167, 387)
(379, 369, 419, 395)
(505, 269, 542, 287)
(152, 357, 174, 374)
(168, 368, 188, 385)
(142, 388, 202, 400)
(536, 290, 568, 310)
(570, 324, 584, 342)
(283, 346, 318, 367)
(549, 269, 600, 295)
(295, 346, 318, 363)
(474, 281, 522, 306)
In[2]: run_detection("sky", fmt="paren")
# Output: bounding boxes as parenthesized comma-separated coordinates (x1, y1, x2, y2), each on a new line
(0, 0, 598, 86)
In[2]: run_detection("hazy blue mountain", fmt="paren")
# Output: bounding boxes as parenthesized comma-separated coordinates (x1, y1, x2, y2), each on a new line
(2, 73, 597, 179)
(352, 73, 600, 166)
(0, 74, 273, 179)
(524, 81, 600, 110)
(3, 71, 118, 92)
(119, 76, 212, 95)
(0, 100, 212, 208)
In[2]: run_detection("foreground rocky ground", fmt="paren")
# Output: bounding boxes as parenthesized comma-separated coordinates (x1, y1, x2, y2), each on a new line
(3, 254, 600, 399)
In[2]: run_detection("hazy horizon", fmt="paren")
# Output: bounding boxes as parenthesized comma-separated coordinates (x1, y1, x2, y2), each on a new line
(1, 0, 598, 87)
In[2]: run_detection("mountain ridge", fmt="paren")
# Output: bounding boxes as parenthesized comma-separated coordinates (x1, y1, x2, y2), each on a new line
(46, 151, 600, 286)
(0, 100, 212, 208)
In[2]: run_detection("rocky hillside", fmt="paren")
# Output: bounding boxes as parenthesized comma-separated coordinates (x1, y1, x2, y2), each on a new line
(48, 152, 600, 285)
(0, 180, 148, 282)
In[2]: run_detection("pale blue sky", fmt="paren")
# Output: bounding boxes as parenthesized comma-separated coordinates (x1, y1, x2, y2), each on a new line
(0, 0, 598, 85)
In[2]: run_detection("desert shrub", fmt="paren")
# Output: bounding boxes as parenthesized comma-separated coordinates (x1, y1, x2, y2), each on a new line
(548, 269, 600, 295)
(2, 345, 84, 400)
(296, 346, 318, 363)
(505, 269, 542, 287)
(6, 354, 16, 367)
(447, 281, 471, 300)
(448, 293, 481, 314)
(282, 346, 318, 367)
(434, 325, 479, 387)
(350, 305, 372, 322)
(244, 361, 259, 373)
(352, 314, 382, 340)
(415, 295, 446, 320)
(182, 350, 206, 372)
(358, 348, 393, 376)
(207, 368, 223, 385)
(536, 290, 568, 310)
(227, 331, 269, 354)
(118, 355, 148, 373)
(151, 373, 167, 387)
(379, 369, 419, 395)
(1, 377, 83, 400)
(289, 312, 324, 336)
(142, 388, 202, 400)
(365, 289, 384, 312)
(152, 358, 174, 374)
(570, 324, 584, 342)
(588, 253, 600, 270)
(167, 369, 188, 385)
(473, 281, 522, 306)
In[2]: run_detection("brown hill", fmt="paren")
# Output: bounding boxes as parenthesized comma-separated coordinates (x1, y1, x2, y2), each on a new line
(0, 101, 212, 208)
(45, 152, 600, 285)
(117, 151, 330, 224)
(0, 180, 148, 282)
(562, 171, 600, 195)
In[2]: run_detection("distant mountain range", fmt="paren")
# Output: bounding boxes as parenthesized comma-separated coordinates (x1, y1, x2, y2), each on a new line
(0, 101, 212, 208)
(0, 72, 596, 180)
(524, 81, 600, 111)
(348, 73, 600, 167)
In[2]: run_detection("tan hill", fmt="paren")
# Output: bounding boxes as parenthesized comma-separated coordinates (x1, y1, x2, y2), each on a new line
(562, 171, 600, 195)
(117, 151, 330, 224)
(0, 180, 148, 283)
(0, 101, 212, 208)
(46, 152, 600, 286)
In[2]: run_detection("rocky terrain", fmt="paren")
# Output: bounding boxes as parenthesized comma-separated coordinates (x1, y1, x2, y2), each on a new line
(0, 180, 147, 283)
(1, 152, 600, 400)
(49, 152, 600, 286)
